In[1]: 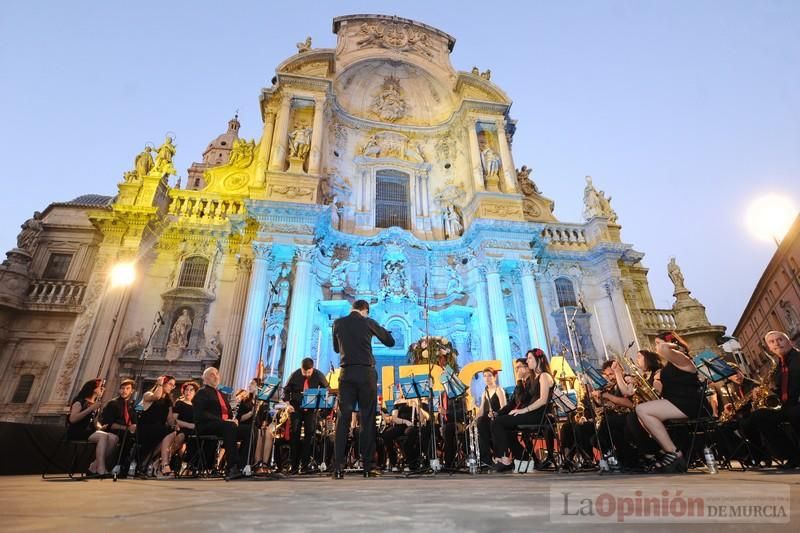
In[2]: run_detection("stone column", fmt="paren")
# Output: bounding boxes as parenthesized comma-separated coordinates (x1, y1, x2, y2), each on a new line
(233, 243, 272, 389)
(472, 268, 494, 364)
(220, 256, 252, 387)
(421, 174, 430, 217)
(254, 110, 276, 187)
(268, 95, 292, 172)
(520, 261, 548, 351)
(484, 260, 514, 386)
(356, 251, 372, 299)
(307, 96, 326, 176)
(467, 120, 485, 193)
(495, 118, 517, 193)
(283, 246, 314, 380)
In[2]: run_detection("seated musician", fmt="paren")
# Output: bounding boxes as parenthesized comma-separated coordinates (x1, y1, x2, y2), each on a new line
(746, 331, 800, 469)
(66, 379, 117, 476)
(634, 332, 708, 473)
(402, 398, 432, 470)
(591, 361, 635, 468)
(491, 350, 555, 472)
(284, 358, 329, 474)
(193, 367, 247, 480)
(233, 378, 263, 470)
(476, 368, 507, 466)
(99, 379, 137, 474)
(172, 381, 198, 472)
(138, 375, 178, 477)
(382, 393, 413, 471)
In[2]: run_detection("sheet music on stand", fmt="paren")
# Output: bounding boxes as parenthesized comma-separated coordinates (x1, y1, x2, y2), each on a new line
(399, 375, 432, 400)
(693, 353, 737, 383)
(578, 364, 608, 390)
(439, 365, 467, 398)
(301, 388, 335, 410)
(256, 375, 280, 402)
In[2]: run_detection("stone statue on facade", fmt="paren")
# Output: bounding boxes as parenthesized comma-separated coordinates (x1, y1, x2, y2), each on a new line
(296, 36, 312, 53)
(516, 165, 541, 194)
(276, 263, 290, 307)
(443, 205, 463, 239)
(481, 146, 501, 178)
(380, 260, 416, 302)
(446, 264, 463, 295)
(480, 69, 492, 80)
(120, 328, 145, 354)
(207, 330, 223, 357)
(329, 259, 348, 289)
(134, 145, 154, 178)
(371, 76, 406, 122)
(288, 125, 312, 160)
(667, 257, 686, 292)
(471, 66, 480, 75)
(16, 211, 43, 253)
(154, 136, 177, 176)
(582, 176, 618, 222)
(167, 309, 193, 349)
(228, 138, 256, 168)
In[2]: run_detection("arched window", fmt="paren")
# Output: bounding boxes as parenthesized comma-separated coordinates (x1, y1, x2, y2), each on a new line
(178, 256, 209, 288)
(554, 277, 578, 308)
(11, 374, 35, 403)
(375, 170, 410, 230)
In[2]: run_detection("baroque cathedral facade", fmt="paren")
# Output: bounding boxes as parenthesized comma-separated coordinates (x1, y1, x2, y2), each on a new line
(1, 15, 690, 423)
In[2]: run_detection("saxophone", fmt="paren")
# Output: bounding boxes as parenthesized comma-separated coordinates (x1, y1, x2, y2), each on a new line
(752, 352, 780, 410)
(617, 354, 660, 404)
(271, 407, 291, 438)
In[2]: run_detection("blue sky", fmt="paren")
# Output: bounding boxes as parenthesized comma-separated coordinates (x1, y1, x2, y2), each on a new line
(1, 1, 798, 333)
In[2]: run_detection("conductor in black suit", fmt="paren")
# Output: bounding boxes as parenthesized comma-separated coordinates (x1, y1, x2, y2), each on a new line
(332, 299, 395, 478)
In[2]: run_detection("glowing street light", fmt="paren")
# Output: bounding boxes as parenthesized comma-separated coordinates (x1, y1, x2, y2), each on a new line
(745, 194, 798, 246)
(110, 261, 136, 287)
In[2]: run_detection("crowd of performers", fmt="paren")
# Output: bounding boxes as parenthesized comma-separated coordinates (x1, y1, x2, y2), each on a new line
(63, 329, 800, 479)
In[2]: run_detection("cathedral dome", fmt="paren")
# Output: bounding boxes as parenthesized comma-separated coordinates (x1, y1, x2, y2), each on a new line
(202, 115, 240, 165)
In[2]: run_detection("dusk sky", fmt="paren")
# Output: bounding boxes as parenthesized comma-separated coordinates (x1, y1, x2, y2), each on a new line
(1, 1, 798, 334)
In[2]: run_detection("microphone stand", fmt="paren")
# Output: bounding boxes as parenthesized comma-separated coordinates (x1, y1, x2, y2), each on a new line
(243, 278, 278, 478)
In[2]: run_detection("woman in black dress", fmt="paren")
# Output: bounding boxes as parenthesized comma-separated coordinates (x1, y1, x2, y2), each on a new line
(67, 379, 118, 476)
(635, 332, 707, 472)
(138, 375, 178, 477)
(476, 367, 507, 465)
(172, 381, 198, 469)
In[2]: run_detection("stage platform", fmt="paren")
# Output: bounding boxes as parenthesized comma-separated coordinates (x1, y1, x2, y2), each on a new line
(2, 470, 799, 532)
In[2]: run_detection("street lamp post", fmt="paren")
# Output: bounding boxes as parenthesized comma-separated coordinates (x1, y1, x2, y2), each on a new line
(96, 262, 136, 381)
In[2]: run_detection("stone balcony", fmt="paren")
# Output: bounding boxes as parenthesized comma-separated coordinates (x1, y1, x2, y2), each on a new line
(26, 280, 86, 312)
(639, 308, 678, 333)
(541, 224, 589, 247)
(167, 191, 245, 223)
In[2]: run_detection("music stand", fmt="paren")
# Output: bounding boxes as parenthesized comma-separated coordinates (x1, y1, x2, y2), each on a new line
(301, 388, 335, 473)
(257, 376, 280, 402)
(694, 355, 737, 384)
(580, 365, 608, 390)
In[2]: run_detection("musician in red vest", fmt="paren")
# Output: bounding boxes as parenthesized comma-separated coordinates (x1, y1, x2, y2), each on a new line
(193, 367, 247, 480)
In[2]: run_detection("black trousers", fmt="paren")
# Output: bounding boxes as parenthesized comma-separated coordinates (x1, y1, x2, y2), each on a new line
(477, 415, 494, 464)
(290, 409, 316, 468)
(403, 423, 432, 467)
(334, 366, 377, 471)
(198, 419, 248, 470)
(443, 421, 464, 467)
(748, 405, 800, 459)
(491, 407, 551, 460)
(381, 425, 406, 466)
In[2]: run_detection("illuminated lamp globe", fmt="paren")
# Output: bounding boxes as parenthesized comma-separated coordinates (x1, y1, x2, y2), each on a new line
(110, 262, 136, 287)
(745, 194, 797, 245)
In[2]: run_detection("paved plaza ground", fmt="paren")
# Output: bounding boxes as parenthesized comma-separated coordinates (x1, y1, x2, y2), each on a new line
(2, 469, 799, 532)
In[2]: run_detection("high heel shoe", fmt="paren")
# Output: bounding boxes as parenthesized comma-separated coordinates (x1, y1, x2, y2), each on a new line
(655, 451, 686, 473)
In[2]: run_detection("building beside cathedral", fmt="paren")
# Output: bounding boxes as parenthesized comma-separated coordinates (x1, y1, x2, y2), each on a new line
(0, 15, 723, 424)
